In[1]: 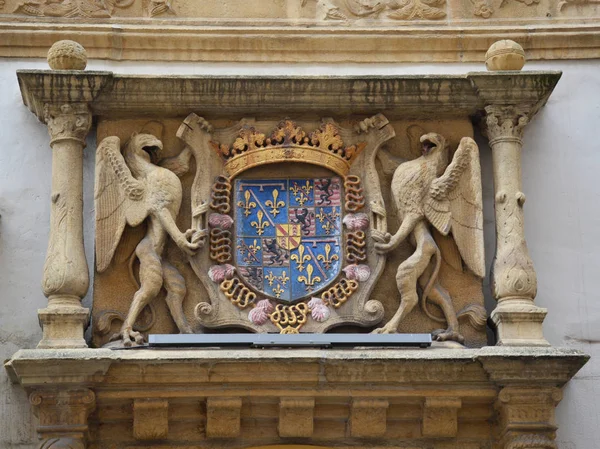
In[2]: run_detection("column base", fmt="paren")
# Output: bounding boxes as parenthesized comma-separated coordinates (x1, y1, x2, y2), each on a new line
(491, 301, 549, 346)
(37, 306, 89, 349)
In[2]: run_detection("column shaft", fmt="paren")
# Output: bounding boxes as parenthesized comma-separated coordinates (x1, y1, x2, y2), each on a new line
(38, 103, 91, 349)
(484, 105, 548, 346)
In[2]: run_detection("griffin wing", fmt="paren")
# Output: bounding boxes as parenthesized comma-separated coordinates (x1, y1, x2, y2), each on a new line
(95, 136, 147, 273)
(424, 137, 485, 278)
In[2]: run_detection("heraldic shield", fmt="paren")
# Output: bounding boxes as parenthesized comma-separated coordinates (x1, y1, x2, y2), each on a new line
(177, 114, 396, 333)
(235, 178, 343, 303)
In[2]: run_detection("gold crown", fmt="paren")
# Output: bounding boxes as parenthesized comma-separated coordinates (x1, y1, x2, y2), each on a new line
(211, 120, 366, 178)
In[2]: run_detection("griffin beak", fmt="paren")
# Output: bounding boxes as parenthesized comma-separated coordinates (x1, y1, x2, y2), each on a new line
(142, 141, 163, 164)
(420, 134, 438, 155)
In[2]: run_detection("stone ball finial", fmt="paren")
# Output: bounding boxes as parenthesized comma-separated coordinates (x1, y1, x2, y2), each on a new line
(485, 40, 526, 71)
(47, 40, 87, 71)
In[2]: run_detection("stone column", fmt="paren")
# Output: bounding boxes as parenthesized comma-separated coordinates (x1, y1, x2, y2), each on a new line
(483, 104, 548, 346)
(38, 102, 92, 349)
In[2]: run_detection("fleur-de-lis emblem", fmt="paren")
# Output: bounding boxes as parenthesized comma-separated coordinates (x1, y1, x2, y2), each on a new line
(279, 270, 290, 286)
(251, 210, 270, 235)
(317, 243, 339, 269)
(291, 244, 311, 271)
(298, 264, 322, 291)
(316, 208, 340, 235)
(290, 180, 313, 207)
(248, 239, 261, 254)
(237, 190, 257, 217)
(265, 271, 277, 286)
(239, 238, 262, 264)
(265, 189, 285, 217)
(272, 284, 284, 298)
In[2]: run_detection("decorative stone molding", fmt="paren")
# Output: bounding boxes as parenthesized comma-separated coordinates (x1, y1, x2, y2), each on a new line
(279, 397, 315, 437)
(4, 347, 588, 448)
(206, 397, 242, 438)
(482, 104, 549, 347)
(495, 387, 562, 449)
(29, 388, 96, 449)
(38, 102, 92, 349)
(1, 0, 600, 62)
(133, 399, 169, 440)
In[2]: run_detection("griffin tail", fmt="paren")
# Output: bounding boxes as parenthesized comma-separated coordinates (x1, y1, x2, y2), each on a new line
(420, 245, 446, 323)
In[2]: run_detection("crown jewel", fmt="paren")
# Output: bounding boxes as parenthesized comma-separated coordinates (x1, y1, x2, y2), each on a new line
(211, 120, 365, 177)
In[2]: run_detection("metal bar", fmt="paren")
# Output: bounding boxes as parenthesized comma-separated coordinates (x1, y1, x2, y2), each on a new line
(148, 333, 432, 348)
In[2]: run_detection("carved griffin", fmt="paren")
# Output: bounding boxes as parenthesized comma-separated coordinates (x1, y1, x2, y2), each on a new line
(373, 133, 486, 342)
(95, 133, 203, 346)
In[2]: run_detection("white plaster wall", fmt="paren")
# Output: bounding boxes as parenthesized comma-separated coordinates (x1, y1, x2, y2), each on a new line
(0, 58, 598, 448)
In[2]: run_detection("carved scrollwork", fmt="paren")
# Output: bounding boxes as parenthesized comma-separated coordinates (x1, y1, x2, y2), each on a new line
(321, 277, 359, 308)
(210, 175, 232, 213)
(219, 276, 256, 308)
(269, 302, 309, 333)
(344, 175, 366, 212)
(209, 228, 233, 263)
(346, 231, 367, 263)
(317, 0, 446, 21)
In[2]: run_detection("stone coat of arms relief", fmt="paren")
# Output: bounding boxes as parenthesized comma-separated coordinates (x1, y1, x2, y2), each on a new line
(92, 115, 487, 347)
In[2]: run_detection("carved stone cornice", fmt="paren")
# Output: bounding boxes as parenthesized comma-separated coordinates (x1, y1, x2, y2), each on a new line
(44, 103, 92, 146)
(4, 347, 588, 448)
(1, 18, 600, 63)
(16, 71, 561, 123)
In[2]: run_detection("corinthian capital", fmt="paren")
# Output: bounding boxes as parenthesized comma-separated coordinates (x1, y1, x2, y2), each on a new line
(44, 103, 91, 145)
(484, 105, 530, 145)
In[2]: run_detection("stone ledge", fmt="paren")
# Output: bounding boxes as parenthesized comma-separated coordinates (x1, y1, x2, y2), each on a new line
(1, 21, 600, 63)
(5, 346, 588, 387)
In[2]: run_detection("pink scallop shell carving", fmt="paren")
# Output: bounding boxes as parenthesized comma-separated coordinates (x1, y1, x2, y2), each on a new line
(308, 297, 330, 322)
(343, 213, 369, 231)
(255, 299, 274, 314)
(208, 213, 234, 230)
(311, 304, 330, 322)
(248, 307, 269, 325)
(208, 264, 235, 283)
(342, 264, 371, 282)
(249, 299, 274, 325)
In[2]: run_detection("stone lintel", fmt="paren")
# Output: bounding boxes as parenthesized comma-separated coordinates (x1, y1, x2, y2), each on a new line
(16, 71, 561, 124)
(206, 397, 242, 438)
(133, 399, 169, 441)
(350, 398, 389, 438)
(278, 397, 315, 438)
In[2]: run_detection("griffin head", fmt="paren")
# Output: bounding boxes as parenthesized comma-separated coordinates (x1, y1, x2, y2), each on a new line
(419, 133, 446, 157)
(125, 133, 163, 165)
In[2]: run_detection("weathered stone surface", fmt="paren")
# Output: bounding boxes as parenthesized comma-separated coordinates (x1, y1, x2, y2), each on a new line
(1, 0, 600, 62)
(3, 347, 588, 448)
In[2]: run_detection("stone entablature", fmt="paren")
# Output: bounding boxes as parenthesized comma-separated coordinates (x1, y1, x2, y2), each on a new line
(1, 0, 600, 62)
(5, 347, 588, 449)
